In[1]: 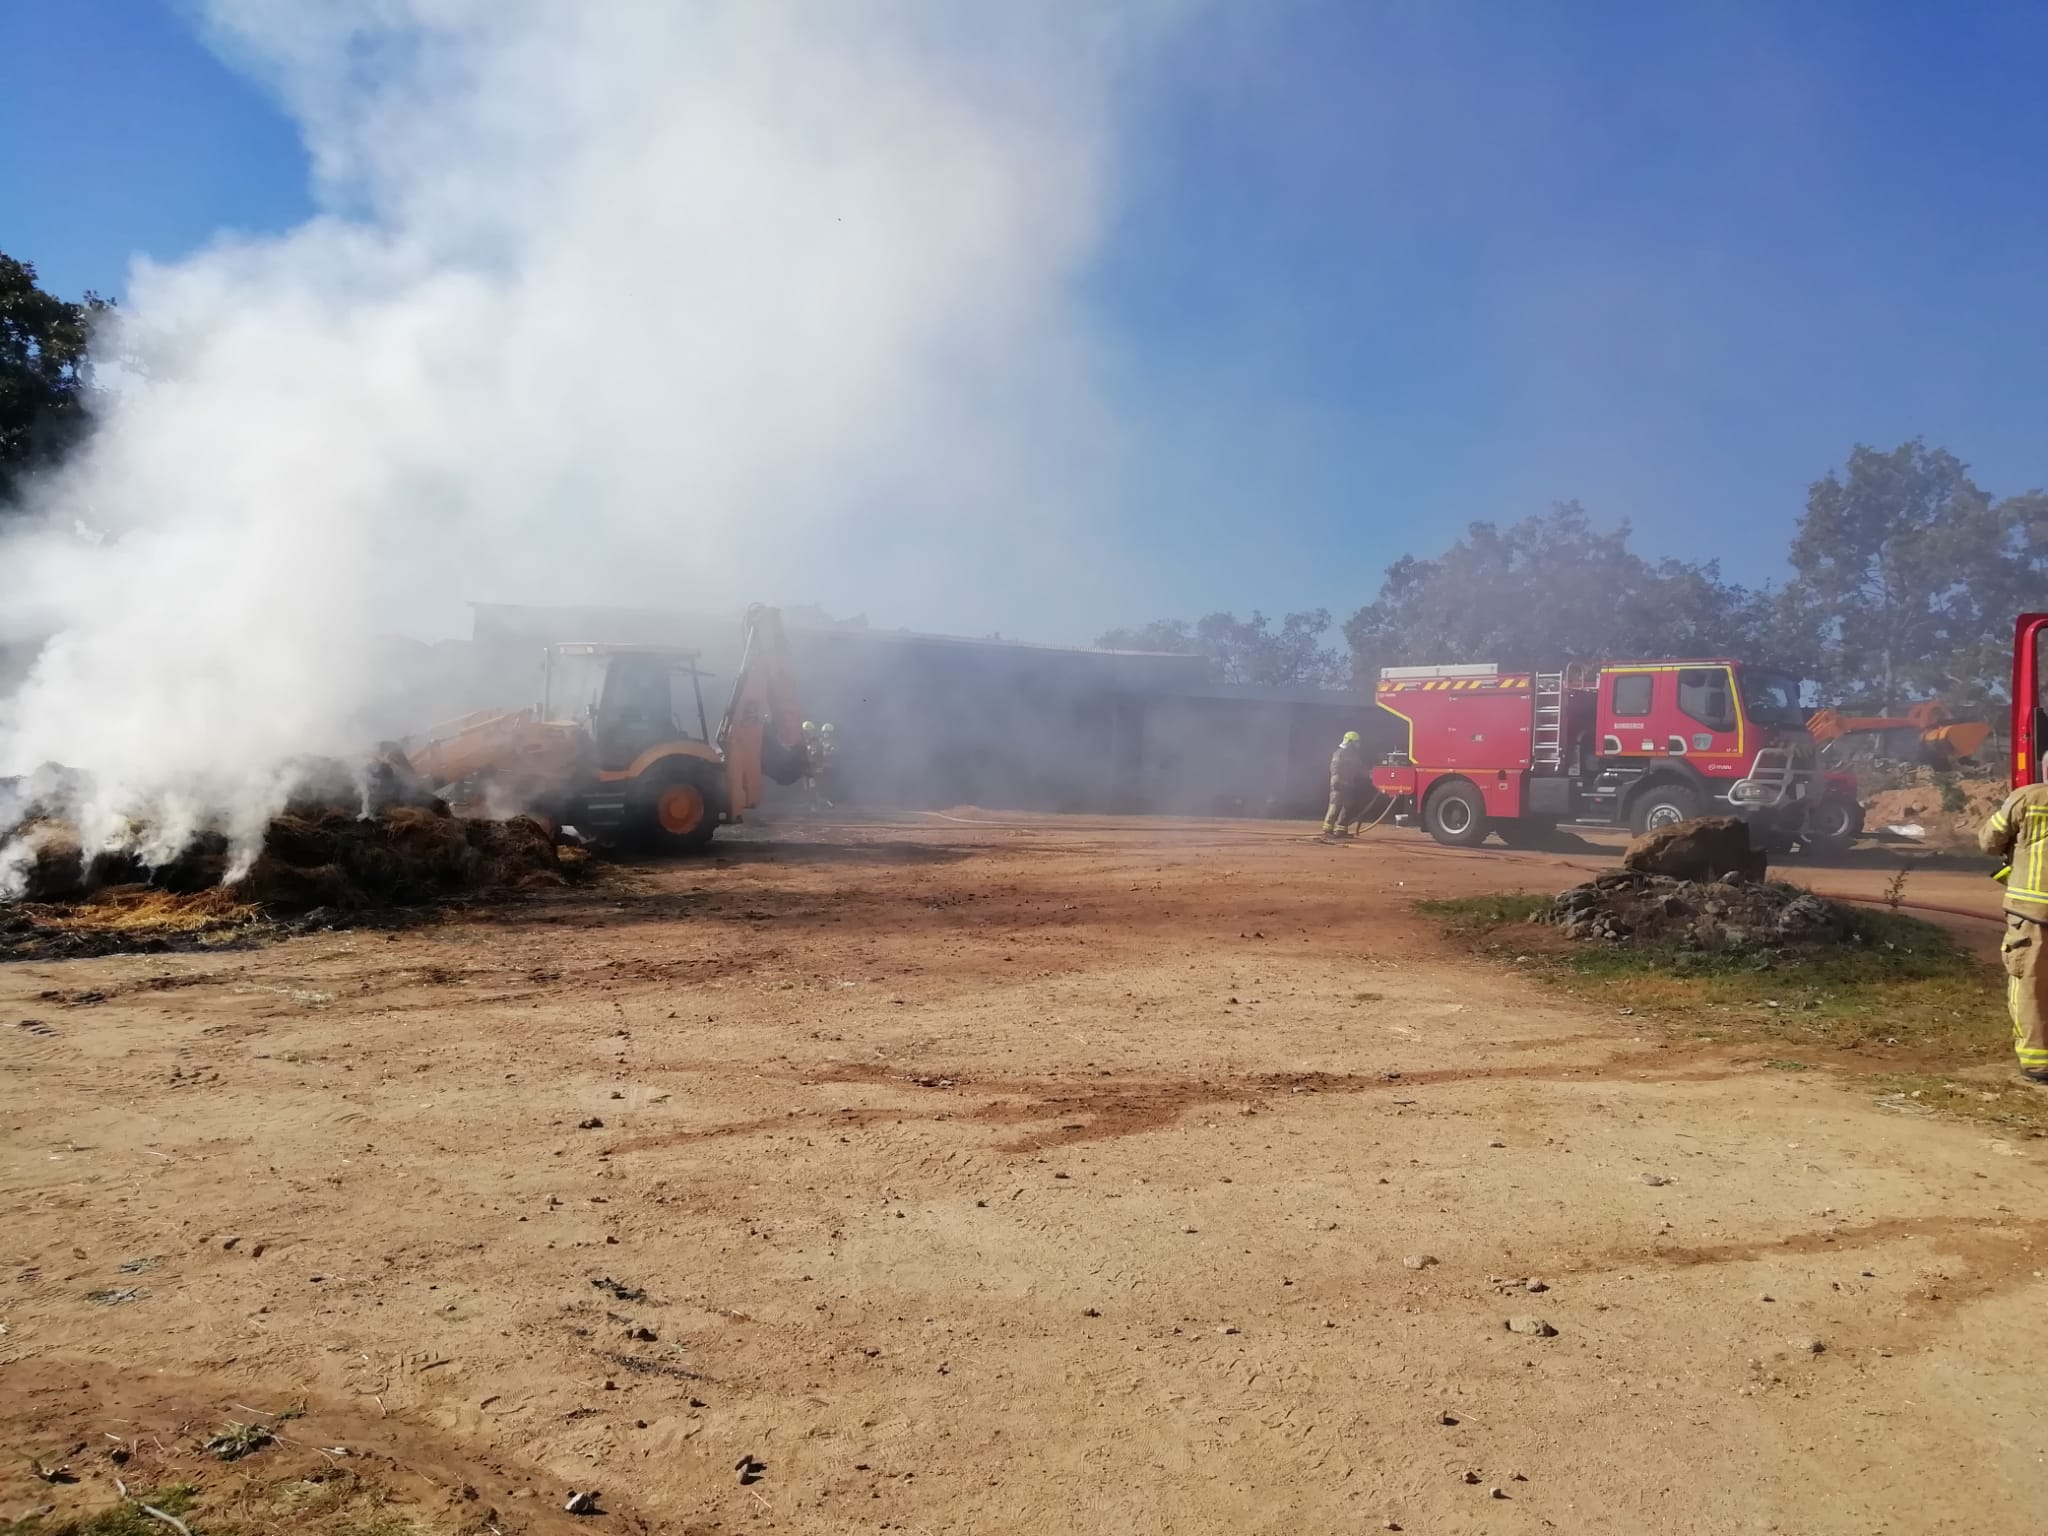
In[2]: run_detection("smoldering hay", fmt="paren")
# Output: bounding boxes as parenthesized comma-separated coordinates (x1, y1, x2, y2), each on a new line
(0, 0, 1154, 894)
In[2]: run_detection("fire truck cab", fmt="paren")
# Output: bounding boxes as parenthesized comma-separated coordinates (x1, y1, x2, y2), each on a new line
(1370, 658, 1817, 847)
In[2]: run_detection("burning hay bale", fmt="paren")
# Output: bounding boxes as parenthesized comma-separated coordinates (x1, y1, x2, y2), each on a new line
(3, 771, 577, 960)
(1548, 869, 1850, 952)
(237, 804, 564, 913)
(0, 762, 93, 834)
(6, 821, 163, 904)
(3, 748, 459, 906)
(278, 747, 449, 820)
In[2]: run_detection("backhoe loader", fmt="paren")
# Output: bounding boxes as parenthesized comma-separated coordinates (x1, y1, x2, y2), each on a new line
(401, 604, 809, 851)
(1805, 700, 1991, 770)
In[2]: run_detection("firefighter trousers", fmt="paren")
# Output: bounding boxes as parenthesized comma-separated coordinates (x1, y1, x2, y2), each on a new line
(1999, 913, 2048, 1074)
(1325, 782, 1363, 833)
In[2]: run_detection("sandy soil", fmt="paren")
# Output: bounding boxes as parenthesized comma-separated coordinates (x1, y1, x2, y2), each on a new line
(1863, 779, 2007, 850)
(2, 813, 2042, 1535)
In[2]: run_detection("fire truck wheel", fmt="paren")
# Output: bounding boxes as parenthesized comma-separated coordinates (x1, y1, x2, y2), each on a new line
(1627, 782, 1701, 837)
(1804, 795, 1863, 854)
(1421, 780, 1490, 847)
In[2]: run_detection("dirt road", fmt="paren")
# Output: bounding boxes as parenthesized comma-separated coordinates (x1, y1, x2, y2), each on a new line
(3, 815, 2042, 1534)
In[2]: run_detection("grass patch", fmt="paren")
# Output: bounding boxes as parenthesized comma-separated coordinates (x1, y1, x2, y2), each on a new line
(2, 1471, 435, 1536)
(254, 1470, 420, 1536)
(3, 1486, 198, 1536)
(1417, 893, 1551, 935)
(1420, 889, 2048, 1132)
(143, 1488, 198, 1518)
(1419, 893, 2004, 1059)
(1867, 1072, 2048, 1137)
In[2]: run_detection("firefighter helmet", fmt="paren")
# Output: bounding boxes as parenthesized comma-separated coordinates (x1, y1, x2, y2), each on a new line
(1341, 730, 1361, 745)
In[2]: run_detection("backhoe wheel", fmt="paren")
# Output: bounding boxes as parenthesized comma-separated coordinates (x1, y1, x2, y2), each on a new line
(635, 762, 721, 853)
(1627, 782, 1701, 837)
(1421, 780, 1490, 847)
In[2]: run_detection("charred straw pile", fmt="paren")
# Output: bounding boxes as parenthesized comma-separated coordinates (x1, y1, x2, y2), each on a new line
(2, 752, 574, 947)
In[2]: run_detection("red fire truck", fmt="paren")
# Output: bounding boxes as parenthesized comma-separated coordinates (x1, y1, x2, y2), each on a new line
(1370, 658, 1819, 847)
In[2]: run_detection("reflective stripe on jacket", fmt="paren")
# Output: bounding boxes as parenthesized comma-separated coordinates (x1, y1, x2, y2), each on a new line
(1981, 785, 2048, 921)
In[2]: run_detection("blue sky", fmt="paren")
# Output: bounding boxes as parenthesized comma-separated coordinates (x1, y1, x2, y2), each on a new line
(5, 0, 2045, 640)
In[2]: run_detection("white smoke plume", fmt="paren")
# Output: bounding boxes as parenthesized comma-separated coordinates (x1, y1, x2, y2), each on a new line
(0, 0, 1147, 886)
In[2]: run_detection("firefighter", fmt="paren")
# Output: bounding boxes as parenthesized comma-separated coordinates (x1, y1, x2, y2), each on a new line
(801, 721, 824, 811)
(1980, 774, 2048, 1083)
(816, 722, 841, 808)
(1323, 730, 1369, 838)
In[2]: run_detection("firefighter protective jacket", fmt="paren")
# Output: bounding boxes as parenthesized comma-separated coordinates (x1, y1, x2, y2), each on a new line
(1330, 741, 1368, 788)
(1981, 784, 2048, 922)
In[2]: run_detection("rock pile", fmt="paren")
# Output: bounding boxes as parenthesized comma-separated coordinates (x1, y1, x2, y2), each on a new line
(1548, 868, 1851, 951)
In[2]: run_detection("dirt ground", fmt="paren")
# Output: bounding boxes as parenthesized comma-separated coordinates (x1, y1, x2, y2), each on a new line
(3, 812, 2043, 1535)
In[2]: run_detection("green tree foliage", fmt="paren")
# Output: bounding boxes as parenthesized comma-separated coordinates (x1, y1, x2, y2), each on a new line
(1097, 609, 1345, 689)
(1786, 441, 2019, 710)
(1102, 446, 2042, 710)
(1965, 490, 2048, 701)
(0, 252, 110, 509)
(1340, 503, 1774, 683)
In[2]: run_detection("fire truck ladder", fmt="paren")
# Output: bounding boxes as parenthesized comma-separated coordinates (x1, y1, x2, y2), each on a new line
(1532, 672, 1566, 772)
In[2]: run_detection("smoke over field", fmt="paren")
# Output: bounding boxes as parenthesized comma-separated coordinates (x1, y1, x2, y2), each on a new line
(0, 0, 1141, 887)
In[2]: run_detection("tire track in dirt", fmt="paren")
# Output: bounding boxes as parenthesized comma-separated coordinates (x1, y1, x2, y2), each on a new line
(1559, 1212, 2048, 1358)
(601, 1052, 1747, 1160)
(1575, 1211, 2047, 1290)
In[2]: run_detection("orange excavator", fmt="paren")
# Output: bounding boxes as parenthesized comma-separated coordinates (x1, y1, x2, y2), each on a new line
(401, 604, 809, 851)
(1805, 700, 1992, 770)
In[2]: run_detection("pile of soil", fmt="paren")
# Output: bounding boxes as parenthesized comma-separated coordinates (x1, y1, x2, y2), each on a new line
(1861, 772, 2005, 846)
(1622, 815, 1768, 883)
(1548, 869, 1852, 951)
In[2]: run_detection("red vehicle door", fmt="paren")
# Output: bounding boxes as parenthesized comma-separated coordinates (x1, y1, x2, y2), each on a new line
(2014, 613, 2048, 787)
(1597, 665, 1741, 775)
(1668, 665, 1744, 776)
(1597, 667, 1661, 757)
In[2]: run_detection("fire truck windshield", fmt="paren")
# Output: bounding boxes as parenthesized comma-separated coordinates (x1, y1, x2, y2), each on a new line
(1739, 670, 1804, 727)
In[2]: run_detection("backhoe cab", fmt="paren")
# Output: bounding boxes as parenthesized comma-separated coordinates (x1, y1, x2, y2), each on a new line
(544, 643, 730, 849)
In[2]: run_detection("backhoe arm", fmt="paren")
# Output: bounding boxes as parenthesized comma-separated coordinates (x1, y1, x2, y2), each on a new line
(717, 605, 809, 819)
